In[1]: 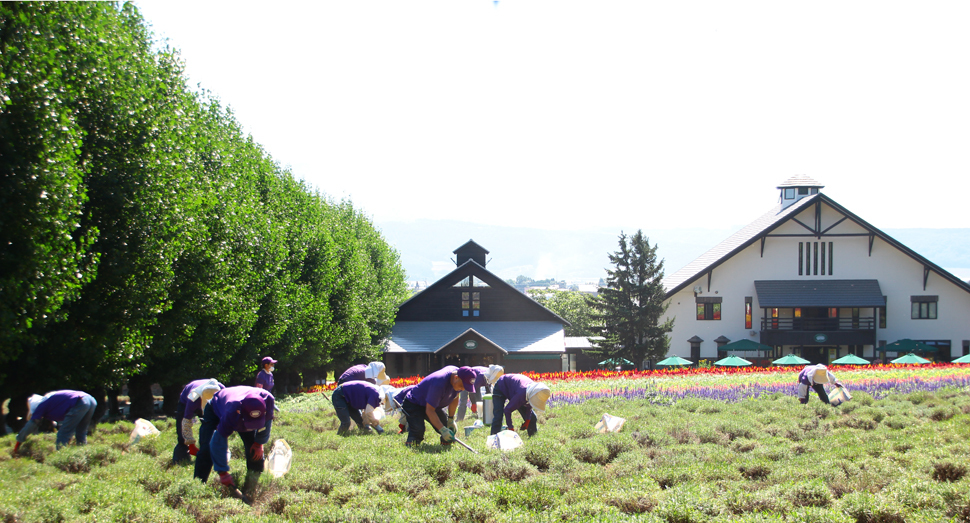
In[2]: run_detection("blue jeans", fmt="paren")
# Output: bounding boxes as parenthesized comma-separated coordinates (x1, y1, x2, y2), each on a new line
(402, 398, 448, 445)
(57, 394, 97, 448)
(489, 392, 537, 437)
(194, 404, 264, 483)
(332, 386, 370, 435)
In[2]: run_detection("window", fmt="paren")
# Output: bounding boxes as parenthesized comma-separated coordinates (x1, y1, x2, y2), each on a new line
(911, 296, 937, 319)
(696, 297, 721, 320)
(798, 242, 834, 276)
(798, 187, 809, 195)
(879, 303, 887, 329)
(462, 292, 481, 317)
(744, 297, 752, 329)
(784, 188, 796, 199)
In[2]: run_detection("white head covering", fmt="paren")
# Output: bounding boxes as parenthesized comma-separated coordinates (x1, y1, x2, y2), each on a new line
(526, 382, 552, 414)
(27, 394, 45, 418)
(187, 379, 222, 408)
(379, 385, 399, 411)
(485, 365, 505, 385)
(364, 362, 388, 382)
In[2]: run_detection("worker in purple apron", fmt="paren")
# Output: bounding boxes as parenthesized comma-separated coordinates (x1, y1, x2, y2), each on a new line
(173, 379, 225, 464)
(401, 366, 478, 446)
(797, 364, 842, 404)
(490, 374, 551, 437)
(194, 386, 274, 489)
(456, 364, 504, 421)
(255, 356, 276, 392)
(332, 381, 384, 435)
(337, 362, 389, 386)
(13, 390, 98, 454)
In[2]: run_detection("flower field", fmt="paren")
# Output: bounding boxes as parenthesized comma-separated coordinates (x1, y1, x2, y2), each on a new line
(3, 364, 970, 522)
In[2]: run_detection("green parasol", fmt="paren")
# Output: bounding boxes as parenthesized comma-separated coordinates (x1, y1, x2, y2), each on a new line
(656, 356, 694, 366)
(598, 357, 634, 367)
(772, 354, 811, 365)
(890, 352, 931, 365)
(714, 355, 753, 367)
(831, 354, 871, 365)
(952, 353, 970, 364)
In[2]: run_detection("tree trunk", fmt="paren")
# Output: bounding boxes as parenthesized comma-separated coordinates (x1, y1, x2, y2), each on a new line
(90, 387, 108, 426)
(161, 383, 181, 418)
(127, 374, 156, 420)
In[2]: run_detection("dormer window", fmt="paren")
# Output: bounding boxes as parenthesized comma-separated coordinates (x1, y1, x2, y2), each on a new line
(784, 188, 796, 199)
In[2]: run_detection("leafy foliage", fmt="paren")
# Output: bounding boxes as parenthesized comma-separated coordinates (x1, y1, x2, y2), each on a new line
(0, 3, 408, 414)
(590, 230, 673, 368)
(527, 289, 597, 336)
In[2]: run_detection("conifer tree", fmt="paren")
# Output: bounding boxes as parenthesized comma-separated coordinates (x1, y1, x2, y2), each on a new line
(592, 230, 674, 368)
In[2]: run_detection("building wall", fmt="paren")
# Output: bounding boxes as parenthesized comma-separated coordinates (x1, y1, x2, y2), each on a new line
(663, 200, 970, 361)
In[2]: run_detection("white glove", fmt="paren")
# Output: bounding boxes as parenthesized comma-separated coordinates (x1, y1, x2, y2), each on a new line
(181, 418, 196, 445)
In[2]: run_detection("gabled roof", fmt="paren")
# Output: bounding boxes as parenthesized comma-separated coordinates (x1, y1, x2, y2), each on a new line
(453, 239, 489, 255)
(663, 195, 818, 294)
(386, 321, 565, 353)
(434, 328, 508, 354)
(396, 258, 570, 325)
(663, 193, 970, 298)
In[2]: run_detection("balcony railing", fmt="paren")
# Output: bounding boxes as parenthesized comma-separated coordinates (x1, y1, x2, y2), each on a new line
(760, 317, 875, 331)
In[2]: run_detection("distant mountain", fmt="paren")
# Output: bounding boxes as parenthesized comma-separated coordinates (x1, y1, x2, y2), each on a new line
(374, 220, 970, 284)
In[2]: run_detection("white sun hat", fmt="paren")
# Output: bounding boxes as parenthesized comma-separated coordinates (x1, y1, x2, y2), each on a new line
(27, 394, 45, 419)
(485, 365, 505, 385)
(364, 362, 388, 383)
(526, 382, 551, 414)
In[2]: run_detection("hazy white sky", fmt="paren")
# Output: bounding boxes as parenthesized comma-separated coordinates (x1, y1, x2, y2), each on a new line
(134, 0, 970, 233)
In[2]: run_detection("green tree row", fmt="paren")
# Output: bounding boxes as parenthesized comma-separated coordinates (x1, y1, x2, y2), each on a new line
(0, 2, 408, 423)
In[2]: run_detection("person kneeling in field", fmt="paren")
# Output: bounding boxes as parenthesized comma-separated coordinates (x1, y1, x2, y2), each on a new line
(797, 364, 843, 405)
(332, 381, 385, 435)
(490, 374, 551, 437)
(401, 366, 478, 447)
(194, 386, 274, 490)
(13, 390, 98, 455)
(173, 379, 225, 464)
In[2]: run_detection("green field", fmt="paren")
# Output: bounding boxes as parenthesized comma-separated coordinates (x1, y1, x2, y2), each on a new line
(2, 372, 969, 522)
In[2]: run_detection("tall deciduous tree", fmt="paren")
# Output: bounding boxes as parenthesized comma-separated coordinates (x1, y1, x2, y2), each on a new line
(527, 289, 596, 337)
(592, 230, 673, 368)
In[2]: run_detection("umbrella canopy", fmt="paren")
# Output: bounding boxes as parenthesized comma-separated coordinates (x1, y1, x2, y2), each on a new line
(878, 339, 938, 353)
(772, 354, 811, 365)
(656, 356, 693, 366)
(718, 339, 773, 352)
(598, 357, 634, 366)
(952, 353, 970, 364)
(831, 354, 871, 365)
(890, 352, 931, 365)
(714, 355, 752, 367)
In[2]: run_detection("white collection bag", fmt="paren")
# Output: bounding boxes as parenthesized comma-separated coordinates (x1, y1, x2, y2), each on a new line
(594, 413, 626, 433)
(265, 439, 293, 478)
(485, 430, 523, 451)
(829, 386, 852, 407)
(128, 418, 160, 445)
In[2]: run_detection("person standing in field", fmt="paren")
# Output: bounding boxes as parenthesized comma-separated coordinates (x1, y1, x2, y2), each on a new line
(13, 390, 98, 455)
(337, 361, 389, 386)
(401, 366, 478, 447)
(255, 356, 276, 392)
(490, 374, 551, 437)
(456, 364, 504, 421)
(331, 380, 385, 435)
(797, 364, 842, 404)
(173, 379, 225, 464)
(194, 386, 274, 490)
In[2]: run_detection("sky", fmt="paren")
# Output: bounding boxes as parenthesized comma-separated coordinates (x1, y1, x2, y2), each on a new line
(133, 1, 970, 235)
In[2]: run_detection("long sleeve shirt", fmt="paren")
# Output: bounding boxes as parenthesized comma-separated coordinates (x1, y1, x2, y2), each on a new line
(17, 390, 91, 443)
(337, 381, 382, 410)
(405, 366, 459, 410)
(337, 364, 375, 385)
(493, 374, 535, 428)
(208, 386, 274, 473)
(179, 379, 226, 418)
(798, 364, 837, 387)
